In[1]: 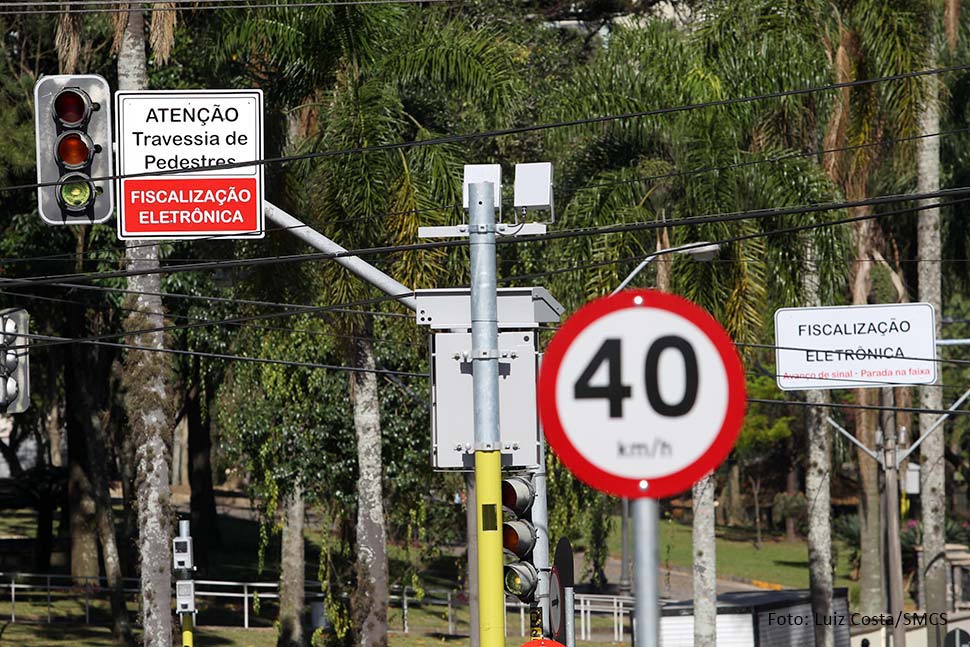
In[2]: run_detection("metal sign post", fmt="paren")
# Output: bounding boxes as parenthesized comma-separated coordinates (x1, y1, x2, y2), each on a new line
(468, 181, 505, 646)
(537, 290, 747, 646)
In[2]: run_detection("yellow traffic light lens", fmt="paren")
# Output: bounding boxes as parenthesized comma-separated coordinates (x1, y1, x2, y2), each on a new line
(53, 89, 90, 126)
(57, 133, 92, 168)
(58, 175, 93, 210)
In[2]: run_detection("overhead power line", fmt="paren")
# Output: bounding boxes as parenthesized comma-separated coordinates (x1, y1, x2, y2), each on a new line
(10, 194, 970, 356)
(9, 123, 966, 270)
(24, 331, 426, 377)
(750, 398, 970, 417)
(0, 288, 409, 347)
(3, 183, 967, 291)
(3, 63, 970, 196)
(502, 194, 970, 285)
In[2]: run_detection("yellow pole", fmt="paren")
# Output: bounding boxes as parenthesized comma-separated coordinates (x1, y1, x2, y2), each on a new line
(181, 613, 194, 647)
(475, 450, 505, 646)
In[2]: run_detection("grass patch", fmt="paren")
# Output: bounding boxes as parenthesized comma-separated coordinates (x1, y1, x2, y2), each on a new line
(607, 514, 857, 592)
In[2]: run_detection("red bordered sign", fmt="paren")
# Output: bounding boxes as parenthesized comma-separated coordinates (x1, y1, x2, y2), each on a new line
(537, 290, 746, 499)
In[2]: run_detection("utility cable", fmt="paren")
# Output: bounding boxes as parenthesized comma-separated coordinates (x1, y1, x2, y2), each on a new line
(4, 63, 970, 195)
(2, 183, 966, 290)
(0, 288, 410, 347)
(22, 331, 427, 377)
(9, 195, 970, 354)
(9, 124, 966, 269)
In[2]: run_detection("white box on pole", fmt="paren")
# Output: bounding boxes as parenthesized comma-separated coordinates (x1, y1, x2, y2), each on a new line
(115, 89, 264, 240)
(774, 302, 937, 391)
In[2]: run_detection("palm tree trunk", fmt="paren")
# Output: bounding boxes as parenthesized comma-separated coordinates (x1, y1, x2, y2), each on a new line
(691, 473, 716, 647)
(918, 21, 946, 644)
(803, 231, 834, 647)
(350, 335, 389, 647)
(278, 486, 306, 647)
(118, 8, 174, 647)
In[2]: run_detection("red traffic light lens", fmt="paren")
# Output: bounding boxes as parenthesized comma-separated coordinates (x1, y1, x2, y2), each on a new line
(53, 89, 90, 126)
(503, 525, 520, 552)
(57, 133, 92, 168)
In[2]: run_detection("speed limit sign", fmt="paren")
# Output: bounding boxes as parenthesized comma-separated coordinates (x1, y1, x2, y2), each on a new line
(537, 290, 746, 499)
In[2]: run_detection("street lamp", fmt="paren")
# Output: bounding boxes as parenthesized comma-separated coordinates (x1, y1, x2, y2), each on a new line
(612, 242, 721, 295)
(611, 241, 720, 644)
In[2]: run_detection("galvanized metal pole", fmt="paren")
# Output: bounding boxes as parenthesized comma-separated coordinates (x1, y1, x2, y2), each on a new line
(564, 587, 576, 647)
(884, 427, 906, 647)
(264, 201, 417, 311)
(468, 182, 505, 646)
(632, 497, 659, 646)
(532, 435, 552, 636)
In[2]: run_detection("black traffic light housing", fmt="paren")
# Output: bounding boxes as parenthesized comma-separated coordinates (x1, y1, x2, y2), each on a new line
(34, 75, 114, 224)
(502, 474, 539, 601)
(0, 309, 29, 414)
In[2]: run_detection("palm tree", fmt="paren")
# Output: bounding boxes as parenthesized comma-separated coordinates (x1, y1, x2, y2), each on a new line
(113, 5, 179, 646)
(540, 15, 849, 645)
(208, 5, 525, 644)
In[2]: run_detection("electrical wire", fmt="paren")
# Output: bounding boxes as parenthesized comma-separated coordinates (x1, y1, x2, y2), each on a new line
(501, 195, 970, 285)
(10, 195, 970, 356)
(39, 280, 412, 317)
(8, 290, 412, 351)
(566, 126, 970, 195)
(4, 63, 970, 195)
(10, 123, 967, 270)
(0, 288, 411, 347)
(748, 398, 970, 417)
(0, 202, 456, 267)
(23, 331, 427, 377)
(3, 183, 966, 290)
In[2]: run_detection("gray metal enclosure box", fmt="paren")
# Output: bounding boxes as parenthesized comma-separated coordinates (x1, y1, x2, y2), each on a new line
(430, 332, 541, 470)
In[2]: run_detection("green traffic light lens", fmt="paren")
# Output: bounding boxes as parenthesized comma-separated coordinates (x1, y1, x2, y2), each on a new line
(505, 569, 524, 596)
(58, 174, 94, 210)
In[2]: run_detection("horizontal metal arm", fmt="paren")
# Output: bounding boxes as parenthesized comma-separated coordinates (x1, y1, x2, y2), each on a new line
(264, 201, 417, 311)
(896, 385, 970, 467)
(825, 416, 881, 465)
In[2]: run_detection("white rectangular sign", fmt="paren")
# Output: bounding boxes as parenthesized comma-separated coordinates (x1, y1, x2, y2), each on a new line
(115, 89, 264, 240)
(774, 303, 937, 391)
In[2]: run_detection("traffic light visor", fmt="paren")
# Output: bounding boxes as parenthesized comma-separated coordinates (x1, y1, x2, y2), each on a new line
(52, 89, 90, 127)
(56, 132, 93, 168)
(504, 562, 539, 599)
(501, 476, 534, 515)
(58, 173, 94, 211)
(503, 519, 537, 557)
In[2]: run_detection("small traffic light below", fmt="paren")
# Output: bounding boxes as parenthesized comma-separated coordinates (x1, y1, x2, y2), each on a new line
(34, 75, 114, 224)
(0, 309, 29, 414)
(502, 474, 539, 602)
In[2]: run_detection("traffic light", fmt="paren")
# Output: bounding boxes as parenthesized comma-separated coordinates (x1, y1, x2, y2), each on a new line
(0, 309, 29, 414)
(34, 75, 114, 224)
(502, 474, 539, 601)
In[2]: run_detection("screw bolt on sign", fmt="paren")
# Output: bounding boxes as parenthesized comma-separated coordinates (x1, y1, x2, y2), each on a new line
(537, 290, 747, 499)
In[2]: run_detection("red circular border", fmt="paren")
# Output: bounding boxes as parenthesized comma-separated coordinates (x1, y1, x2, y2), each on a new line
(537, 289, 747, 499)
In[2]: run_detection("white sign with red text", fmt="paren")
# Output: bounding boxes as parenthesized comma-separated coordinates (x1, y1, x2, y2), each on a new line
(774, 303, 937, 391)
(115, 90, 264, 240)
